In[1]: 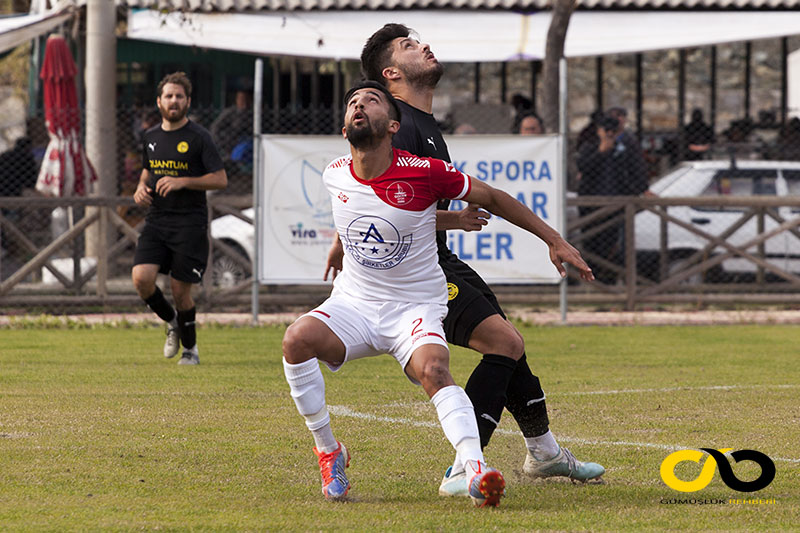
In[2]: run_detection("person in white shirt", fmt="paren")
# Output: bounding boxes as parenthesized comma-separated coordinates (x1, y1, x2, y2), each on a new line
(281, 80, 593, 507)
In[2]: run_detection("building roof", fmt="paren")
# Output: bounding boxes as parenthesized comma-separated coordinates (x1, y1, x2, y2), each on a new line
(120, 0, 800, 12)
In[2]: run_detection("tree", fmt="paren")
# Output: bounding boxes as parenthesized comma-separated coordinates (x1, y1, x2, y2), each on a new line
(540, 0, 576, 133)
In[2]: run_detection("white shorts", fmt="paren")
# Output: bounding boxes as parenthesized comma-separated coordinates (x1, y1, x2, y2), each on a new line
(301, 291, 449, 384)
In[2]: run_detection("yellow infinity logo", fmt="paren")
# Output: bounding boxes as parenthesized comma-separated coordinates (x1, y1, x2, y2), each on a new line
(660, 448, 733, 492)
(660, 448, 776, 493)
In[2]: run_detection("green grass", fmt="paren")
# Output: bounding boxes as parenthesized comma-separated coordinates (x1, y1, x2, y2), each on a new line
(0, 324, 798, 531)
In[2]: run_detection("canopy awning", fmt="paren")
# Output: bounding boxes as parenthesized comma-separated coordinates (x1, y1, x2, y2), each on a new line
(127, 9, 800, 62)
(0, 8, 72, 55)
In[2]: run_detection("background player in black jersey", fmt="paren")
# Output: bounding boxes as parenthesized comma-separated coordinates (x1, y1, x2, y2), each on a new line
(132, 72, 227, 365)
(357, 24, 606, 495)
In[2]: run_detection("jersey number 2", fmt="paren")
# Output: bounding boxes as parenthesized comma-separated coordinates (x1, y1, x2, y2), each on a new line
(411, 318, 423, 336)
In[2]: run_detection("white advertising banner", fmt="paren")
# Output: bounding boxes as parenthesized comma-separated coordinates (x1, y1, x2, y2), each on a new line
(446, 134, 562, 283)
(258, 134, 562, 284)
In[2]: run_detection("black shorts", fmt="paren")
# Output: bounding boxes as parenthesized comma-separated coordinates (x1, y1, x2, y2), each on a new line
(133, 222, 209, 284)
(441, 255, 506, 348)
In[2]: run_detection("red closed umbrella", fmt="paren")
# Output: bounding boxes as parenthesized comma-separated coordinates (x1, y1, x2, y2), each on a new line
(35, 34, 97, 197)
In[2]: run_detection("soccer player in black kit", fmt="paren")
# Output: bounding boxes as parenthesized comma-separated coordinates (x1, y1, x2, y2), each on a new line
(132, 72, 227, 365)
(358, 24, 605, 495)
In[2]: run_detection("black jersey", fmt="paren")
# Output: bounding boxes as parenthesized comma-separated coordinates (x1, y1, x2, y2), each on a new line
(392, 100, 456, 259)
(141, 120, 224, 227)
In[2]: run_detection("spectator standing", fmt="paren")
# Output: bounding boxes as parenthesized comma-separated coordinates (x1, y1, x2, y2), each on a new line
(775, 117, 800, 161)
(0, 137, 37, 198)
(576, 110, 604, 153)
(683, 108, 715, 160)
(210, 89, 252, 159)
(0, 137, 38, 243)
(577, 116, 651, 284)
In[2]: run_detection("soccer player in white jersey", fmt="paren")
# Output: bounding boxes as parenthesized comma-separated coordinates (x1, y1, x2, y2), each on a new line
(281, 80, 593, 507)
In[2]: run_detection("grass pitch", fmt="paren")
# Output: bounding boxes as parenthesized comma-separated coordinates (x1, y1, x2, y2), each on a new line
(0, 322, 797, 531)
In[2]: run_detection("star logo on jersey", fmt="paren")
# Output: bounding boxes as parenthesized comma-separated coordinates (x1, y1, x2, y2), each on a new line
(147, 142, 156, 152)
(427, 137, 436, 150)
(386, 181, 414, 207)
(338, 191, 349, 203)
(177, 141, 189, 153)
(344, 215, 412, 270)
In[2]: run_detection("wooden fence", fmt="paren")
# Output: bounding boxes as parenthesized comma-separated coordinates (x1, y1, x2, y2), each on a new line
(2, 195, 800, 312)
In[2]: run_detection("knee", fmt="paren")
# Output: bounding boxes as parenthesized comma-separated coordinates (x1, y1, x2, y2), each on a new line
(282, 322, 313, 364)
(472, 323, 525, 360)
(131, 272, 154, 299)
(491, 331, 524, 359)
(506, 329, 525, 359)
(417, 359, 452, 391)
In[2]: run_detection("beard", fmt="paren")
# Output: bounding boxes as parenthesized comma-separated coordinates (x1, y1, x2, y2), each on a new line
(402, 60, 444, 89)
(345, 116, 389, 150)
(159, 102, 188, 123)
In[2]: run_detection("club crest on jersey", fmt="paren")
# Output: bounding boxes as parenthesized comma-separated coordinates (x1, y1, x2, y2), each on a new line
(177, 141, 189, 153)
(344, 215, 412, 270)
(386, 181, 414, 207)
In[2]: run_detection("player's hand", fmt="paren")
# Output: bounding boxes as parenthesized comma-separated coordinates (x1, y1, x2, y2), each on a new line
(155, 176, 186, 196)
(456, 203, 491, 232)
(548, 238, 594, 282)
(323, 238, 344, 281)
(133, 183, 153, 207)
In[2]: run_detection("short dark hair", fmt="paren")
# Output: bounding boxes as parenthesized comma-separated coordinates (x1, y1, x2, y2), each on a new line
(361, 23, 412, 84)
(600, 116, 620, 132)
(157, 72, 192, 98)
(606, 107, 627, 120)
(513, 111, 544, 134)
(344, 80, 402, 122)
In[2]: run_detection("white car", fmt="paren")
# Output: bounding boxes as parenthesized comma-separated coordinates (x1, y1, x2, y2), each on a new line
(209, 208, 254, 287)
(634, 160, 800, 282)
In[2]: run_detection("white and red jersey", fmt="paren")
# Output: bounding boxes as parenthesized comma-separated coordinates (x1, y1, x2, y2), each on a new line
(323, 147, 471, 304)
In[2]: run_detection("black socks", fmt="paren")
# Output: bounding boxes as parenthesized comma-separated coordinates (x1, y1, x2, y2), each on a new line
(464, 354, 518, 449)
(505, 354, 550, 437)
(144, 286, 176, 323)
(177, 307, 196, 349)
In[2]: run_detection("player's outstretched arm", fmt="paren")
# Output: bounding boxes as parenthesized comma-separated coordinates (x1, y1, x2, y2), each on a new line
(435, 204, 490, 232)
(323, 232, 344, 281)
(464, 178, 594, 281)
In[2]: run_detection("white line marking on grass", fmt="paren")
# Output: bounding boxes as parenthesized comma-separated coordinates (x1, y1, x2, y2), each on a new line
(562, 384, 800, 396)
(328, 405, 800, 464)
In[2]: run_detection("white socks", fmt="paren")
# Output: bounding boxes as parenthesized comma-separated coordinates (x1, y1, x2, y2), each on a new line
(432, 385, 484, 471)
(283, 358, 338, 453)
(525, 430, 560, 461)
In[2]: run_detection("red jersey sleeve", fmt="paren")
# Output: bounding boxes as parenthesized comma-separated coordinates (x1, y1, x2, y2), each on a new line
(428, 158, 472, 201)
